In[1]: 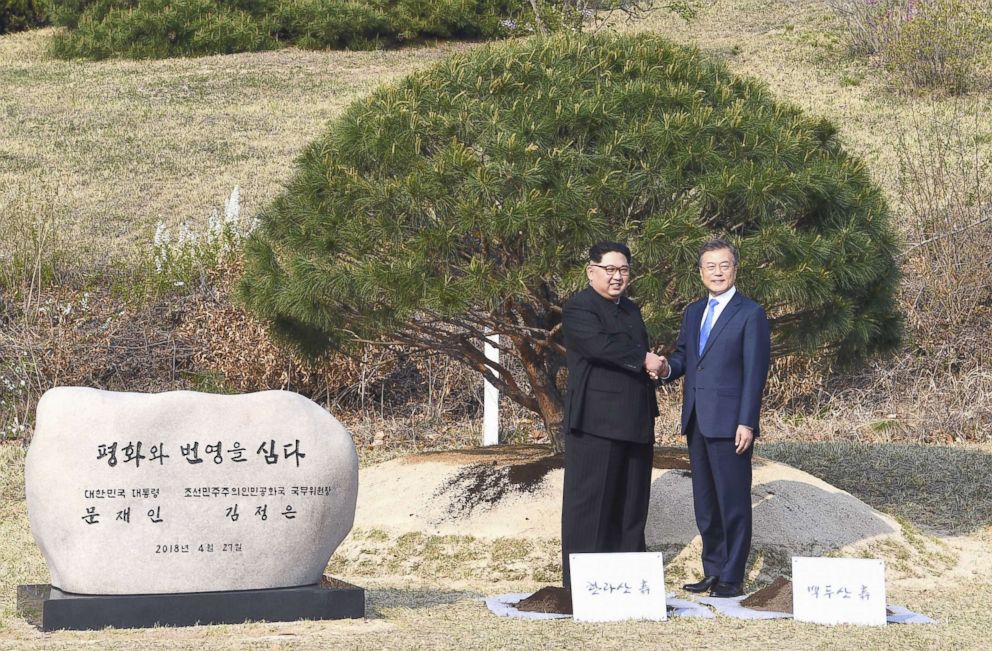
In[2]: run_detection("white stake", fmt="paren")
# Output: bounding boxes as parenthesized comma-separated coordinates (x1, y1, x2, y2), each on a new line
(483, 333, 500, 446)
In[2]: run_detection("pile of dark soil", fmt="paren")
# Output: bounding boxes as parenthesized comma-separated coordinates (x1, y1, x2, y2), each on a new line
(515, 586, 573, 615)
(741, 577, 793, 613)
(434, 453, 564, 517)
(422, 445, 696, 518)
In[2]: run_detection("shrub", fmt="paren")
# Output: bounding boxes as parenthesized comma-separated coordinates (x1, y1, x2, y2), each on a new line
(238, 33, 903, 449)
(525, 0, 700, 34)
(0, 179, 69, 305)
(269, 1, 392, 51)
(50, 1, 281, 59)
(48, 0, 517, 60)
(828, 0, 992, 94)
(149, 187, 256, 294)
(0, 0, 47, 34)
(879, 0, 989, 94)
(827, 0, 899, 56)
(895, 99, 992, 362)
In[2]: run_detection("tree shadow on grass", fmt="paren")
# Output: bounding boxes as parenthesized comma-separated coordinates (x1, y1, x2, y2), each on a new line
(760, 441, 992, 535)
(366, 588, 484, 617)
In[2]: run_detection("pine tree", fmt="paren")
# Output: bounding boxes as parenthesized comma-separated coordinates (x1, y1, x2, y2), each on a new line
(0, 0, 47, 34)
(47, 0, 516, 60)
(239, 33, 902, 451)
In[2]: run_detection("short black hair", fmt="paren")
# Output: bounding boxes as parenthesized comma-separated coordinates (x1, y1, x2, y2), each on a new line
(589, 241, 631, 265)
(697, 238, 738, 267)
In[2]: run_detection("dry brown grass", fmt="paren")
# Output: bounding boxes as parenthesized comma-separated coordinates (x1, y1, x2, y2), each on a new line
(0, 274, 502, 448)
(2, 1, 991, 446)
(3, 441, 992, 649)
(0, 28, 476, 263)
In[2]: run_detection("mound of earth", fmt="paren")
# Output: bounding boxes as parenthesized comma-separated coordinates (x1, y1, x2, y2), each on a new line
(515, 586, 572, 614)
(352, 444, 948, 576)
(741, 576, 793, 612)
(738, 577, 899, 616)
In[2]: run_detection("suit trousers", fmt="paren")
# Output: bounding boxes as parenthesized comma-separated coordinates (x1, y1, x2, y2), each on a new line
(560, 431, 654, 588)
(686, 411, 753, 583)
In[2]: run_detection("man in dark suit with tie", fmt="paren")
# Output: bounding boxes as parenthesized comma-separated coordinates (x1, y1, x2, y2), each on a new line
(657, 238, 770, 598)
(560, 241, 665, 589)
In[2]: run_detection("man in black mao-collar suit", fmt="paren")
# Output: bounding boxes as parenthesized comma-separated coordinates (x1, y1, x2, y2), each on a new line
(658, 238, 770, 598)
(560, 241, 665, 589)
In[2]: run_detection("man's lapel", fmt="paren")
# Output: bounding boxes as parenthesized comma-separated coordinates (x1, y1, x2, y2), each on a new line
(690, 299, 707, 360)
(699, 293, 742, 361)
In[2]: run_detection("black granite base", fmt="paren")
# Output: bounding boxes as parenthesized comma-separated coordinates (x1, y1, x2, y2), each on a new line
(17, 578, 365, 631)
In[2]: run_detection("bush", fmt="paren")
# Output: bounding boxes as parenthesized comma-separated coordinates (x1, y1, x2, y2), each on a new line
(238, 33, 903, 447)
(879, 0, 989, 94)
(146, 187, 257, 295)
(48, 0, 516, 60)
(827, 0, 899, 56)
(828, 0, 992, 94)
(895, 99, 992, 362)
(0, 0, 47, 34)
(525, 0, 700, 34)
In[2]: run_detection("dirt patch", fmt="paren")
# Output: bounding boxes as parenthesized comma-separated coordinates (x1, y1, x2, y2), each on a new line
(507, 455, 563, 491)
(405, 444, 555, 465)
(320, 575, 353, 590)
(409, 444, 691, 470)
(741, 577, 793, 613)
(422, 446, 564, 519)
(429, 445, 692, 518)
(515, 586, 573, 614)
(434, 455, 563, 518)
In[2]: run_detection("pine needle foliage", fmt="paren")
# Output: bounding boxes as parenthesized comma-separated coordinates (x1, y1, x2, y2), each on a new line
(239, 33, 902, 448)
(0, 0, 47, 34)
(48, 0, 516, 60)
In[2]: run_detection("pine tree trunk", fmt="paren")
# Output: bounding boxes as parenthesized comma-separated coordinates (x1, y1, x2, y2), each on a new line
(513, 336, 567, 454)
(533, 382, 565, 454)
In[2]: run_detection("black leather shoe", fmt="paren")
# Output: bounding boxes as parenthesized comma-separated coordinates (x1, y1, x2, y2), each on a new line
(682, 576, 719, 593)
(710, 581, 744, 598)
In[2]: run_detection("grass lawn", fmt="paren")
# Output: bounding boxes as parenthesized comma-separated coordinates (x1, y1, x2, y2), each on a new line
(2, 441, 992, 649)
(0, 28, 475, 265)
(2, 1, 989, 270)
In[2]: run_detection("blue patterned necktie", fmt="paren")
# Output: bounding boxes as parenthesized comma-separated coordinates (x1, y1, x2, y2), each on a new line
(698, 298, 719, 356)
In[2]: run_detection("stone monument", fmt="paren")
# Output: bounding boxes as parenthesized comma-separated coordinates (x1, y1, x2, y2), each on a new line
(18, 387, 364, 630)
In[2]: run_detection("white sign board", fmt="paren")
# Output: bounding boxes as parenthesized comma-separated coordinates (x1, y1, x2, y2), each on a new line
(569, 552, 667, 622)
(792, 557, 886, 626)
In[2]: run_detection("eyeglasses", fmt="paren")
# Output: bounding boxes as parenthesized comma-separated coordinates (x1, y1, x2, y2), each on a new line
(590, 264, 631, 276)
(701, 262, 734, 273)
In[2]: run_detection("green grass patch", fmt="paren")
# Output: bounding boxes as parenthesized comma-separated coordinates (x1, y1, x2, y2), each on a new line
(761, 441, 992, 535)
(488, 537, 530, 563)
(48, 0, 518, 60)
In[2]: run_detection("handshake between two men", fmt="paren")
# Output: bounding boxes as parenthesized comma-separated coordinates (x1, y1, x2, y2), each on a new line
(644, 352, 668, 382)
(560, 239, 771, 600)
(643, 349, 752, 455)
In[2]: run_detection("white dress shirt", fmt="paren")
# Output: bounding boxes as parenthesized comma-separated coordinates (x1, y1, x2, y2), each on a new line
(700, 286, 736, 334)
(658, 286, 737, 381)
